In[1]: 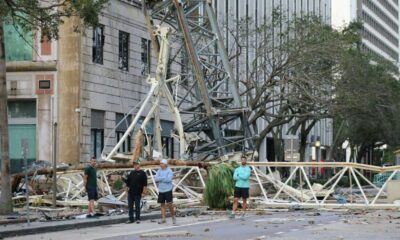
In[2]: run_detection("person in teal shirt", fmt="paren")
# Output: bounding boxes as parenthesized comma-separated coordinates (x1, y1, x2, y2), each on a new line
(230, 156, 251, 220)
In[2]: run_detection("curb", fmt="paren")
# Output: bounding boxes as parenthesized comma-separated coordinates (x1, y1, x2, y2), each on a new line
(0, 208, 200, 238)
(0, 212, 159, 239)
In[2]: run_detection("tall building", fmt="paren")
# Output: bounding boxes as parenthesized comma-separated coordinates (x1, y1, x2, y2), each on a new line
(332, 0, 400, 63)
(213, 0, 333, 163)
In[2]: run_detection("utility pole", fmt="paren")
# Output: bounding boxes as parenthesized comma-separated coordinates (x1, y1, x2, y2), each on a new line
(21, 139, 29, 225)
(52, 123, 57, 208)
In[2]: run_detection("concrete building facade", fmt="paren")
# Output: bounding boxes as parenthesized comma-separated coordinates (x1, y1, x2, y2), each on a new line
(332, 0, 400, 63)
(5, 0, 178, 169)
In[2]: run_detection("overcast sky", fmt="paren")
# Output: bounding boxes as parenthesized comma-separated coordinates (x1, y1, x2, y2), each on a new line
(331, 0, 354, 28)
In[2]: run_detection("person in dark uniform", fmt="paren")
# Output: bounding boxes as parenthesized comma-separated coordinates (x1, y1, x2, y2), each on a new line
(125, 160, 148, 223)
(84, 157, 97, 218)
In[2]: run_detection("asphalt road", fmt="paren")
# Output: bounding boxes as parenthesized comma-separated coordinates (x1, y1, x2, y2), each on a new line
(7, 210, 400, 240)
(99, 212, 338, 240)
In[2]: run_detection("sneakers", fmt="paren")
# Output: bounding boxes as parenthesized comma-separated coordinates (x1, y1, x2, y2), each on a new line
(126, 220, 134, 224)
(158, 219, 166, 224)
(157, 218, 176, 224)
(228, 211, 235, 219)
(136, 220, 141, 224)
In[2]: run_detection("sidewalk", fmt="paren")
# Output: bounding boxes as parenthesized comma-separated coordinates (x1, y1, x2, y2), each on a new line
(0, 209, 200, 239)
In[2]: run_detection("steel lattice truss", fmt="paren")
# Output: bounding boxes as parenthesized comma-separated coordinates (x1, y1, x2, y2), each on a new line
(142, 0, 254, 160)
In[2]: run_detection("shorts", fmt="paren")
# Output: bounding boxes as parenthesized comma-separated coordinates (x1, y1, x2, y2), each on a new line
(157, 191, 173, 203)
(87, 187, 98, 201)
(234, 187, 249, 199)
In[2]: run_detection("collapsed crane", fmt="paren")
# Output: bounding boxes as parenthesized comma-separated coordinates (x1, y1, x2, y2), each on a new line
(105, 0, 254, 162)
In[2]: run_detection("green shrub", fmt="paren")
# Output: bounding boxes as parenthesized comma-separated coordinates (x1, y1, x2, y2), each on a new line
(203, 163, 235, 209)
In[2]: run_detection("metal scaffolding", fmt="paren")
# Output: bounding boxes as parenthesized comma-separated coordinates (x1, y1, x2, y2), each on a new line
(140, 0, 254, 160)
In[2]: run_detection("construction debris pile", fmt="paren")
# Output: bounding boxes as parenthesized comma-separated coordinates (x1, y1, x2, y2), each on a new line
(7, 160, 400, 224)
(11, 160, 208, 220)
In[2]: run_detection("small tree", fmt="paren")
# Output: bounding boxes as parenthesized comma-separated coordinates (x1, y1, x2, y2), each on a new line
(237, 13, 353, 161)
(204, 163, 236, 209)
(0, 0, 108, 215)
(333, 49, 400, 162)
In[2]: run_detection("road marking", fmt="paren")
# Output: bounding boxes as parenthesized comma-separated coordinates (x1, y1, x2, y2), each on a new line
(290, 229, 299, 232)
(89, 218, 228, 240)
(254, 218, 288, 223)
(253, 235, 266, 239)
(274, 232, 285, 235)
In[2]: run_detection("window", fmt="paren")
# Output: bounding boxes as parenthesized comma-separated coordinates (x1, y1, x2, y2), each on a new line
(362, 0, 398, 32)
(4, 22, 32, 61)
(40, 34, 51, 56)
(362, 11, 398, 46)
(92, 25, 104, 64)
(91, 110, 104, 159)
(362, 28, 398, 60)
(140, 119, 175, 158)
(143, 135, 174, 158)
(118, 31, 129, 71)
(8, 101, 36, 118)
(141, 38, 151, 75)
(181, 49, 188, 75)
(162, 136, 174, 158)
(116, 113, 131, 153)
(91, 129, 104, 159)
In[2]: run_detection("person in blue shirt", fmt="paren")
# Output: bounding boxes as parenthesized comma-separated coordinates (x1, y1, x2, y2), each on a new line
(154, 159, 176, 224)
(230, 156, 251, 219)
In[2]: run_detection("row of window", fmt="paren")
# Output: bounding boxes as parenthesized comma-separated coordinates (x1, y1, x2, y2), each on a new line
(377, 0, 398, 19)
(92, 25, 151, 75)
(361, 11, 398, 47)
(361, 43, 382, 60)
(90, 110, 174, 160)
(362, 0, 398, 32)
(362, 28, 398, 60)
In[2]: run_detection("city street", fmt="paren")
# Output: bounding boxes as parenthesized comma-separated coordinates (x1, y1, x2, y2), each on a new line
(7, 210, 400, 240)
(2, 0, 400, 240)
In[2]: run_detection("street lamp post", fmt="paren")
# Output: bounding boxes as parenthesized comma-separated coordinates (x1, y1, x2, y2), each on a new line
(315, 139, 321, 178)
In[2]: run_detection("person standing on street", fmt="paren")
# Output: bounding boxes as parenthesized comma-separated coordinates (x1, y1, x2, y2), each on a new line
(125, 160, 148, 224)
(84, 157, 98, 218)
(230, 156, 251, 220)
(154, 159, 176, 224)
